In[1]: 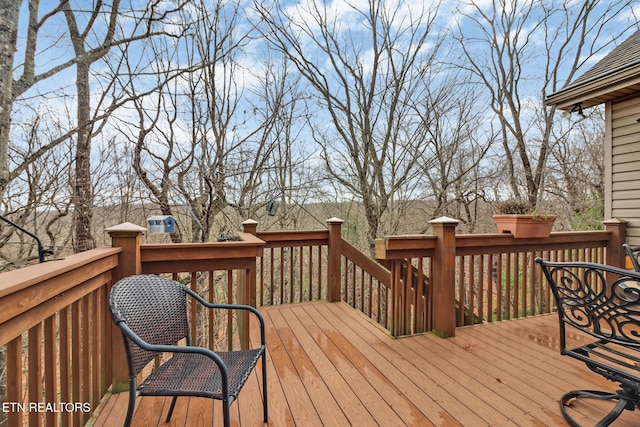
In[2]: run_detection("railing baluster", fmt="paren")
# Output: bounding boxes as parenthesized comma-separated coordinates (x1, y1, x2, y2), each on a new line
(28, 323, 42, 426)
(259, 255, 265, 306)
(478, 254, 485, 323)
(289, 247, 294, 303)
(227, 270, 233, 350)
(308, 245, 313, 301)
(7, 335, 22, 427)
(208, 271, 215, 348)
(278, 248, 283, 304)
(72, 300, 82, 426)
(298, 246, 303, 301)
(60, 306, 70, 427)
(317, 246, 323, 300)
(270, 249, 275, 306)
(81, 295, 91, 413)
(44, 315, 57, 427)
(469, 256, 473, 323)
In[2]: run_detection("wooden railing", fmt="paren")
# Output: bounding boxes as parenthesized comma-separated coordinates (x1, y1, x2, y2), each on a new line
(455, 231, 611, 323)
(0, 216, 629, 425)
(375, 217, 628, 337)
(341, 239, 392, 328)
(0, 247, 120, 427)
(251, 219, 392, 329)
(140, 229, 264, 352)
(254, 229, 328, 306)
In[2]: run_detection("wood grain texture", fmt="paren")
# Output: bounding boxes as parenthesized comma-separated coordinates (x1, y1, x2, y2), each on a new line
(92, 301, 640, 427)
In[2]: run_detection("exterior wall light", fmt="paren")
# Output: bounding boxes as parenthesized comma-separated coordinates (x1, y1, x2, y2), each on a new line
(561, 102, 586, 122)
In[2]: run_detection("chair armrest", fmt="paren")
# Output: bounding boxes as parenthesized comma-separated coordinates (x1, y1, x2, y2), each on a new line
(185, 288, 266, 346)
(117, 321, 230, 374)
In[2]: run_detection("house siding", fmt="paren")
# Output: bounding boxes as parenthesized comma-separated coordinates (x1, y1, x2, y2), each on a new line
(610, 95, 640, 245)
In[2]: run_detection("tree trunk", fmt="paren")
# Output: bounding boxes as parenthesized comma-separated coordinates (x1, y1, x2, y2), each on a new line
(0, 1, 20, 198)
(74, 61, 95, 252)
(0, 3, 19, 423)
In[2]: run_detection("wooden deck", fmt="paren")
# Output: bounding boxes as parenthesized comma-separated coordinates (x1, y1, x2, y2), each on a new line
(90, 301, 640, 426)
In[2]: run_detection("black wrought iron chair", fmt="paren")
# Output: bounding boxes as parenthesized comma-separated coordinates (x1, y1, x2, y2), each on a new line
(623, 243, 640, 272)
(108, 274, 267, 427)
(535, 258, 640, 426)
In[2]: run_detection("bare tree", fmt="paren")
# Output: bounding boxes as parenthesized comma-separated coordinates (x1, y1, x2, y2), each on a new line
(412, 70, 496, 232)
(116, 0, 300, 242)
(1, 1, 192, 252)
(546, 108, 606, 229)
(238, 56, 315, 230)
(0, 0, 20, 198)
(0, 110, 75, 268)
(453, 0, 637, 209)
(256, 0, 445, 254)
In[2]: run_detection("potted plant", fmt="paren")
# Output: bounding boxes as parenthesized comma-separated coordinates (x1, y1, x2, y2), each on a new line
(493, 200, 557, 238)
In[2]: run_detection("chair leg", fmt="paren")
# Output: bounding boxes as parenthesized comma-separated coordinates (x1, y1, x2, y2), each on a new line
(262, 350, 268, 423)
(124, 378, 137, 427)
(597, 397, 631, 427)
(166, 396, 178, 422)
(560, 390, 633, 427)
(223, 399, 231, 427)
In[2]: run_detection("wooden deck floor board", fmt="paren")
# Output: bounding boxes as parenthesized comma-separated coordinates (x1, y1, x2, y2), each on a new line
(260, 308, 323, 427)
(300, 302, 433, 426)
(443, 327, 570, 418)
(325, 301, 511, 426)
(419, 329, 567, 426)
(268, 306, 354, 426)
(318, 301, 484, 426)
(91, 300, 640, 427)
(248, 331, 295, 427)
(278, 304, 381, 426)
(453, 319, 638, 427)
(457, 320, 603, 390)
(393, 329, 524, 425)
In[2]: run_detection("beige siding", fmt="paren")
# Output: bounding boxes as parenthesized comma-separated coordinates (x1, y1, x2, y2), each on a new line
(611, 95, 640, 245)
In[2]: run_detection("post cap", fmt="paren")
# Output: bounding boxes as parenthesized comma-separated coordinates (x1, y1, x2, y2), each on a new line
(326, 217, 344, 224)
(429, 216, 460, 225)
(105, 222, 147, 234)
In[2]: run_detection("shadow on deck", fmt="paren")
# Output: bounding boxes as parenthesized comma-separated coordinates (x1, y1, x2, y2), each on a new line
(90, 301, 640, 426)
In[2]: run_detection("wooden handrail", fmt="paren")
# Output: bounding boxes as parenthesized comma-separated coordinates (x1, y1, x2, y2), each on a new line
(341, 239, 390, 287)
(0, 247, 120, 426)
(0, 248, 120, 344)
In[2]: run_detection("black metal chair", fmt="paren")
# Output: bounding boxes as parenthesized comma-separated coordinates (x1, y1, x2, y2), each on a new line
(623, 243, 640, 272)
(108, 274, 267, 427)
(535, 258, 640, 426)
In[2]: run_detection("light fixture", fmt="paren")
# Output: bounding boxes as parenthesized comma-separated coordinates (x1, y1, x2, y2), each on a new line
(562, 103, 586, 122)
(267, 200, 279, 216)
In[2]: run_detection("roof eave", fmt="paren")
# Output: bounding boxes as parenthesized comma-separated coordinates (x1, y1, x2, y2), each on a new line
(545, 64, 640, 110)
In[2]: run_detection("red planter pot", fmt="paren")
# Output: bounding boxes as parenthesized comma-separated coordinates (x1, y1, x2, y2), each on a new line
(493, 214, 557, 238)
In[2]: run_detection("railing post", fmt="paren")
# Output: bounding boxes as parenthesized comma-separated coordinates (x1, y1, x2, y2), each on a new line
(242, 218, 259, 236)
(240, 221, 259, 309)
(603, 218, 628, 268)
(430, 216, 459, 338)
(238, 219, 259, 350)
(106, 222, 145, 280)
(327, 218, 344, 302)
(106, 222, 146, 392)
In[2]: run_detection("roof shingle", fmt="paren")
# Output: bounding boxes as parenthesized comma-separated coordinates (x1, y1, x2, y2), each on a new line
(567, 28, 640, 89)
